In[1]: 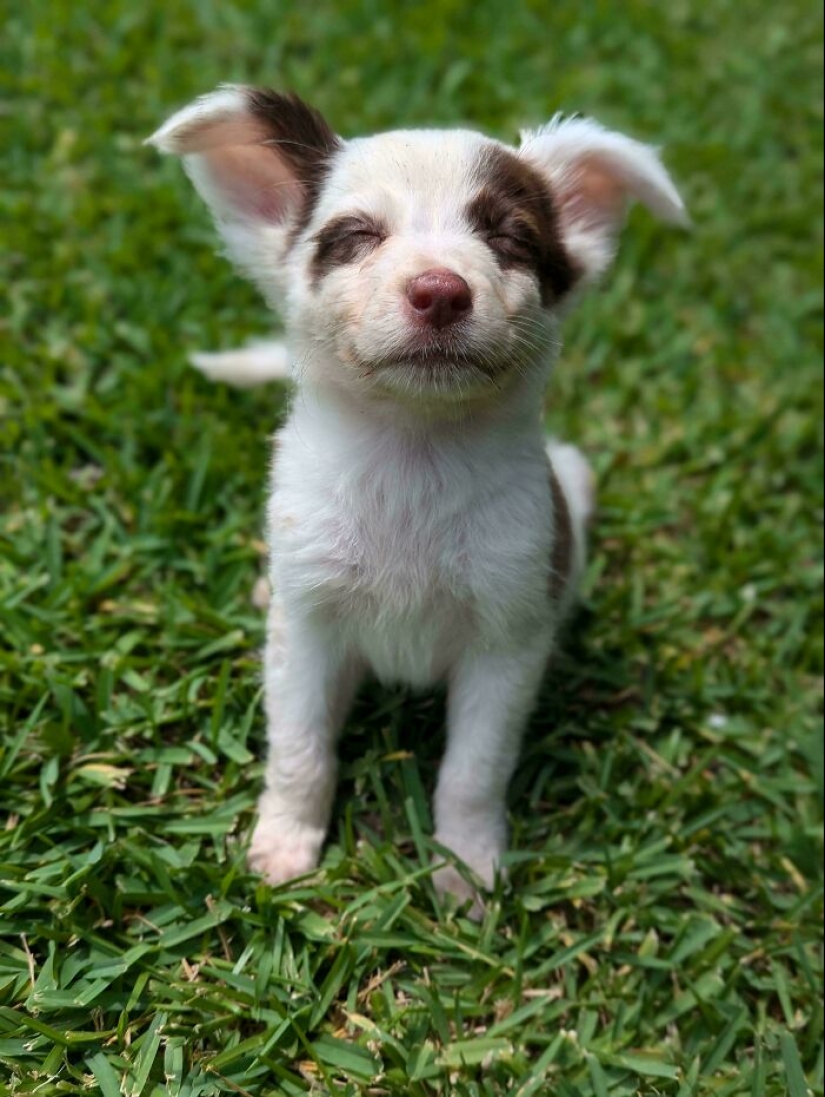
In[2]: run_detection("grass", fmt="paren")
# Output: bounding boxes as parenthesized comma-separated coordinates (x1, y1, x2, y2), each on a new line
(1, 1, 823, 1094)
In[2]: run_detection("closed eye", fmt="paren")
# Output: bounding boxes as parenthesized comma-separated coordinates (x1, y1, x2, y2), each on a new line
(312, 214, 387, 279)
(487, 228, 540, 264)
(345, 227, 384, 243)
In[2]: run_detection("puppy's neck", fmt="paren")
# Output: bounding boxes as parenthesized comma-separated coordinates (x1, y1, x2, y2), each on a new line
(291, 356, 554, 446)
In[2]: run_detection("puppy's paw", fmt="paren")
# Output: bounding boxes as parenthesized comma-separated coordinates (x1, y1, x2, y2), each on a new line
(432, 830, 504, 920)
(248, 818, 324, 886)
(433, 863, 487, 921)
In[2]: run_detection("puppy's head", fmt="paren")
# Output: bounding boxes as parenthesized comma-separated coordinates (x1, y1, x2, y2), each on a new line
(150, 87, 686, 406)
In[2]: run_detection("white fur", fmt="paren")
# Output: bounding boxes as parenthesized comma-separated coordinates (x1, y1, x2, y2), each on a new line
(520, 116, 689, 280)
(190, 340, 291, 387)
(151, 88, 684, 914)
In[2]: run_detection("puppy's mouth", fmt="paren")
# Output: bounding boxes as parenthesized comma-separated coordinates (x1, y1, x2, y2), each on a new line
(357, 334, 501, 379)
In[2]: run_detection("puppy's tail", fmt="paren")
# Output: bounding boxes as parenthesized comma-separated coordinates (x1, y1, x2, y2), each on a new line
(190, 339, 292, 388)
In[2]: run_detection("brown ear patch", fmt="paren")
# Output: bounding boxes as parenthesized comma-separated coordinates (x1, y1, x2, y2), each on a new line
(548, 460, 574, 602)
(246, 88, 342, 234)
(469, 146, 579, 304)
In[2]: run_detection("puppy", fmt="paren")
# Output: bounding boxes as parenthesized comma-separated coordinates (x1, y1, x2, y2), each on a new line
(149, 87, 686, 912)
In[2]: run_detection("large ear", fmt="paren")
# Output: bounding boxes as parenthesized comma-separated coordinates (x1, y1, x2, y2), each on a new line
(519, 116, 688, 283)
(147, 86, 341, 271)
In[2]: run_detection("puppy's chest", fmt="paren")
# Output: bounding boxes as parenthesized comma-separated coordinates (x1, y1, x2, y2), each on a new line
(279, 479, 471, 613)
(271, 429, 553, 664)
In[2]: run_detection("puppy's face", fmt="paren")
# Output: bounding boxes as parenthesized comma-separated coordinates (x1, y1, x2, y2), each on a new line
(150, 87, 686, 406)
(291, 131, 575, 401)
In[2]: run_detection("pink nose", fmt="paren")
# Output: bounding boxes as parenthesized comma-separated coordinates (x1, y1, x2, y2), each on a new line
(406, 268, 473, 328)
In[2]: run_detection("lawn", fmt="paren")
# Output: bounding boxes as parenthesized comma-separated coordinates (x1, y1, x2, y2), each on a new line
(1, 1, 823, 1094)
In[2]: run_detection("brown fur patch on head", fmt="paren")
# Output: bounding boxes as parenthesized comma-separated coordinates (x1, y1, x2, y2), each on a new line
(469, 146, 579, 304)
(548, 461, 574, 602)
(245, 89, 342, 234)
(311, 213, 387, 281)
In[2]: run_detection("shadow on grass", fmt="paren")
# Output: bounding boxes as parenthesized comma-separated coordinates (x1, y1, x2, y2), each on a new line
(328, 600, 647, 862)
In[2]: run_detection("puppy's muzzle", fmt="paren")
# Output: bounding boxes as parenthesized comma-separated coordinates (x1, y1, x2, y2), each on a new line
(406, 268, 473, 329)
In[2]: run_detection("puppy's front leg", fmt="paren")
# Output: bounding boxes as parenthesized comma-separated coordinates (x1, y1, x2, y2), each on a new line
(249, 608, 361, 886)
(433, 640, 551, 913)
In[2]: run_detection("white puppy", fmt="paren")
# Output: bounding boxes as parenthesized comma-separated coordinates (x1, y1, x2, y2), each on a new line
(149, 87, 686, 912)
